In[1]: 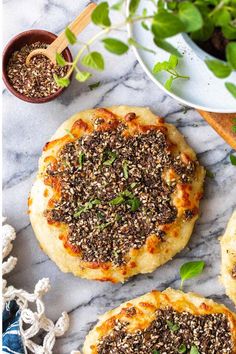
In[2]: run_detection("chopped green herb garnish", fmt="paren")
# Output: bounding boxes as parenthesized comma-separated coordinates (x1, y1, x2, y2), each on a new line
(230, 154, 236, 166)
(98, 221, 113, 230)
(130, 182, 137, 189)
(126, 197, 141, 212)
(109, 189, 141, 212)
(74, 199, 100, 218)
(153, 350, 160, 354)
(178, 344, 187, 353)
(122, 160, 129, 179)
(109, 195, 125, 206)
(166, 320, 180, 332)
(97, 211, 105, 220)
(78, 152, 85, 169)
(103, 150, 117, 166)
(65, 129, 75, 139)
(190, 345, 200, 354)
(205, 169, 214, 178)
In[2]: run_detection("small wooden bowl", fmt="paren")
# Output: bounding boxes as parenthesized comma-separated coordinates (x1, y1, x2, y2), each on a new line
(2, 29, 73, 104)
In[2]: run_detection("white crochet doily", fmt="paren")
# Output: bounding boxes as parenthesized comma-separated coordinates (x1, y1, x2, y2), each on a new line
(2, 218, 70, 354)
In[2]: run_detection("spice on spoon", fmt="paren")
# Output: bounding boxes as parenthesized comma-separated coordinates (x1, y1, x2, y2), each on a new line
(6, 42, 68, 98)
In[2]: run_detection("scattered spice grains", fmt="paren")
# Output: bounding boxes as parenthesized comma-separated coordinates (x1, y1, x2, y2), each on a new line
(7, 42, 68, 98)
(97, 308, 233, 354)
(45, 123, 197, 266)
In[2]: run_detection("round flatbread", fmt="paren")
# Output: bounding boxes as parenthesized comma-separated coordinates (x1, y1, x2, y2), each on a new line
(221, 210, 236, 305)
(29, 106, 205, 282)
(83, 288, 236, 353)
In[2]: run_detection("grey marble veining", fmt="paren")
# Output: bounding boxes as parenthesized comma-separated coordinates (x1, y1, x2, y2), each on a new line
(2, 1, 236, 353)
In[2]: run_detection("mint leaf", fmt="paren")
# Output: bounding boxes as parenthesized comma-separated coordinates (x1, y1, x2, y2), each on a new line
(178, 2, 203, 32)
(154, 38, 182, 57)
(82, 52, 105, 71)
(126, 197, 141, 212)
(78, 152, 85, 169)
(167, 320, 180, 332)
(129, 0, 140, 16)
(91, 2, 111, 27)
(178, 344, 187, 353)
(205, 60, 232, 78)
(230, 154, 236, 166)
(89, 81, 100, 90)
(111, 0, 125, 11)
(65, 27, 77, 45)
(222, 24, 236, 40)
(152, 12, 185, 39)
(76, 71, 91, 82)
(128, 38, 156, 54)
(225, 82, 236, 99)
(53, 74, 70, 88)
(180, 261, 205, 289)
(102, 38, 129, 55)
(213, 8, 231, 27)
(190, 345, 200, 354)
(103, 151, 117, 166)
(56, 53, 66, 67)
(226, 42, 236, 70)
(164, 76, 174, 91)
(153, 61, 172, 74)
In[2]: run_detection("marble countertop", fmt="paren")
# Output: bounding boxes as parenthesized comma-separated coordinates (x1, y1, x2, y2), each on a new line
(3, 1, 236, 353)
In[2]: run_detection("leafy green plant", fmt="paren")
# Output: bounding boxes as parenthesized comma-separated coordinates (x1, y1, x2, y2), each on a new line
(179, 260, 205, 290)
(55, 0, 236, 98)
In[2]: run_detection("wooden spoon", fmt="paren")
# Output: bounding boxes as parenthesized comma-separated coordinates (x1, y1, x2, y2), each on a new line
(26, 3, 96, 66)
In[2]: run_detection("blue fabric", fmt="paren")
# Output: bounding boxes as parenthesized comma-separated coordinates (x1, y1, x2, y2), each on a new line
(2, 301, 25, 354)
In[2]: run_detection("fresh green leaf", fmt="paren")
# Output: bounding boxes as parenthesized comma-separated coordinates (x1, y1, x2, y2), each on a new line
(74, 199, 100, 218)
(82, 52, 105, 71)
(142, 21, 149, 31)
(154, 38, 182, 57)
(89, 81, 100, 90)
(169, 54, 178, 68)
(180, 261, 205, 289)
(128, 38, 156, 54)
(129, 0, 140, 16)
(225, 82, 236, 98)
(164, 76, 175, 91)
(223, 24, 236, 40)
(109, 195, 125, 206)
(75, 71, 91, 82)
(213, 8, 231, 27)
(103, 151, 117, 166)
(205, 60, 232, 78)
(122, 160, 129, 179)
(230, 154, 236, 166)
(153, 350, 160, 354)
(190, 345, 200, 354)
(152, 12, 185, 39)
(178, 344, 187, 353)
(78, 152, 85, 169)
(65, 129, 75, 139)
(91, 2, 111, 27)
(205, 169, 214, 178)
(178, 2, 203, 32)
(191, 21, 214, 42)
(53, 74, 70, 88)
(65, 27, 77, 45)
(102, 38, 129, 55)
(111, 0, 125, 11)
(126, 197, 141, 212)
(98, 221, 113, 230)
(226, 42, 236, 69)
(166, 320, 180, 332)
(56, 53, 66, 67)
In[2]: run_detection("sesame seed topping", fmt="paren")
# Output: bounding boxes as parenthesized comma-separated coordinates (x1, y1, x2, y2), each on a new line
(45, 123, 197, 265)
(97, 308, 233, 354)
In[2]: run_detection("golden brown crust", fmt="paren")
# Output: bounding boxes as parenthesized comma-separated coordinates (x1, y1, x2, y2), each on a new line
(29, 106, 205, 282)
(83, 288, 236, 354)
(221, 210, 236, 305)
